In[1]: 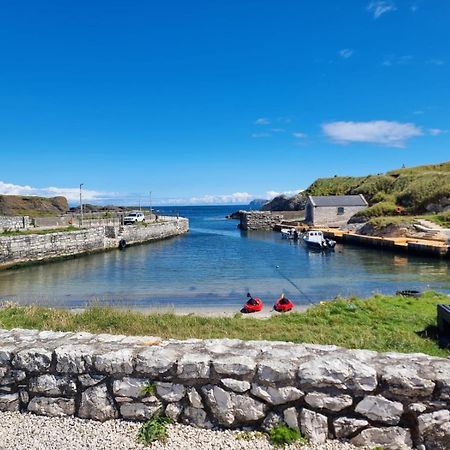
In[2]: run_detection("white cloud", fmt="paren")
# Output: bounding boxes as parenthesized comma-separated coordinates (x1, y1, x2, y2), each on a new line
(382, 55, 413, 66)
(265, 189, 303, 199)
(0, 181, 116, 203)
(367, 1, 396, 18)
(270, 128, 286, 133)
(188, 192, 253, 205)
(322, 120, 423, 147)
(254, 118, 270, 125)
(339, 49, 354, 59)
(428, 128, 448, 136)
(251, 132, 271, 138)
(292, 132, 307, 138)
(427, 59, 445, 66)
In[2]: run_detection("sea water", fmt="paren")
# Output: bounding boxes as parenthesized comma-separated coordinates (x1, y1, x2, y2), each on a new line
(0, 205, 449, 309)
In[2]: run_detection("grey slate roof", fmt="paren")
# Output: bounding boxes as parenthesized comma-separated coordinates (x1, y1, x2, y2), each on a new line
(308, 194, 368, 207)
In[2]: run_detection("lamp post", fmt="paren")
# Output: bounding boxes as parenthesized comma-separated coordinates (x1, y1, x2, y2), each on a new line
(149, 191, 152, 220)
(79, 183, 84, 226)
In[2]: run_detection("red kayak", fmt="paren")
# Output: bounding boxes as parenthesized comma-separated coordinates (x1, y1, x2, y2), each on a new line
(242, 293, 264, 313)
(274, 294, 294, 312)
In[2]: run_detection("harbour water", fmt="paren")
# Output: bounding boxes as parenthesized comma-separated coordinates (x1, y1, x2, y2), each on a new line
(0, 205, 449, 309)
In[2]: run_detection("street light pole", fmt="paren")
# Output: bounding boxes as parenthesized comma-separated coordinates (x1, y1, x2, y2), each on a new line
(79, 183, 84, 226)
(149, 191, 152, 220)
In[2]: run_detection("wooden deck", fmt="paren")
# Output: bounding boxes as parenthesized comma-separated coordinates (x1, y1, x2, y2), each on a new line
(278, 223, 450, 258)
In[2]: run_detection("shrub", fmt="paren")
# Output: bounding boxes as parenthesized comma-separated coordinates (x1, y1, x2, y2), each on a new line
(350, 202, 399, 222)
(142, 382, 156, 396)
(269, 425, 306, 447)
(137, 416, 174, 444)
(371, 191, 396, 204)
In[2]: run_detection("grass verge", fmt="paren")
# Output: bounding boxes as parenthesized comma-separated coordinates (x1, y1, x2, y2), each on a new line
(0, 226, 79, 236)
(0, 292, 448, 357)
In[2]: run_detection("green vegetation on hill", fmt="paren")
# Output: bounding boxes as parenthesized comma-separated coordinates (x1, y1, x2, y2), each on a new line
(305, 161, 450, 216)
(0, 292, 448, 356)
(0, 195, 69, 217)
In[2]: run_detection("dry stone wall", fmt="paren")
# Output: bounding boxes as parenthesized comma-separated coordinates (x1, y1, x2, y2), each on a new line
(1, 328, 449, 449)
(0, 216, 30, 232)
(0, 218, 189, 268)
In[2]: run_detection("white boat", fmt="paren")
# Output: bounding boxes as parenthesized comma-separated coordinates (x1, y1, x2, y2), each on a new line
(302, 230, 336, 250)
(281, 228, 298, 239)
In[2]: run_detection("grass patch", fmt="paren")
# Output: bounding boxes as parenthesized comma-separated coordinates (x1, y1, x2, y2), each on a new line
(236, 431, 265, 441)
(423, 211, 450, 228)
(142, 382, 156, 396)
(269, 425, 306, 447)
(0, 226, 79, 236)
(137, 416, 173, 444)
(0, 292, 448, 356)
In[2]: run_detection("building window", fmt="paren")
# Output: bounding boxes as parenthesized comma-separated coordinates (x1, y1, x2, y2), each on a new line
(337, 207, 345, 215)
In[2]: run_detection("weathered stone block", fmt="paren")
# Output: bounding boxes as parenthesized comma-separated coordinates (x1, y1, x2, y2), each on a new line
(333, 417, 369, 439)
(351, 426, 413, 449)
(112, 377, 147, 399)
(12, 348, 52, 372)
(182, 406, 212, 429)
(155, 382, 185, 402)
(79, 384, 118, 421)
(28, 397, 75, 417)
(0, 393, 19, 411)
(300, 408, 328, 443)
(212, 356, 256, 378)
(257, 359, 298, 384)
(177, 353, 210, 379)
(305, 392, 353, 412)
(355, 395, 403, 425)
(135, 347, 178, 377)
(203, 386, 266, 427)
(298, 356, 377, 393)
(29, 374, 77, 396)
(251, 384, 304, 405)
(94, 349, 134, 374)
(417, 410, 450, 450)
(55, 344, 94, 374)
(120, 401, 162, 421)
(221, 378, 250, 393)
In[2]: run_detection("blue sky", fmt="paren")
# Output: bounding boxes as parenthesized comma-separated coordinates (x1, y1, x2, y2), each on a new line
(0, 0, 449, 205)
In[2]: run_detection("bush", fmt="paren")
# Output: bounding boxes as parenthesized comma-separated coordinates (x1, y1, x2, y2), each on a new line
(137, 416, 174, 444)
(350, 202, 399, 222)
(269, 425, 306, 447)
(371, 191, 396, 204)
(353, 175, 396, 202)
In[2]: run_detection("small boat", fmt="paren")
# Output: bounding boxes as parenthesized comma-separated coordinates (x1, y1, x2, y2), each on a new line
(274, 294, 294, 312)
(302, 230, 336, 250)
(241, 293, 264, 313)
(281, 228, 299, 240)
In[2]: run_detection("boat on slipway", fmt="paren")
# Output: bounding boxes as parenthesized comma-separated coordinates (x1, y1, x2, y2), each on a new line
(302, 230, 336, 250)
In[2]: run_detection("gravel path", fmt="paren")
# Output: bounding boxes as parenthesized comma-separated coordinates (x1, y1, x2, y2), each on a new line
(0, 411, 364, 450)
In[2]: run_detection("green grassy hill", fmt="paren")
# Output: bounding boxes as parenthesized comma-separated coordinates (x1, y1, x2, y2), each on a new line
(304, 161, 450, 220)
(0, 195, 69, 217)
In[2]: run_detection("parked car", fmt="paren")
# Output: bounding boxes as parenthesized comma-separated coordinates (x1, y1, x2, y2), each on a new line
(123, 211, 145, 225)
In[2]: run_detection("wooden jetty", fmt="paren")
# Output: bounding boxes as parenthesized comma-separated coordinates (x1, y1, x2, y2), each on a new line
(277, 223, 450, 258)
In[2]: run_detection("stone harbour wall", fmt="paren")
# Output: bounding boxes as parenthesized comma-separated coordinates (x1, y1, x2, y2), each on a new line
(0, 216, 30, 232)
(240, 211, 285, 231)
(1, 329, 449, 449)
(0, 218, 189, 268)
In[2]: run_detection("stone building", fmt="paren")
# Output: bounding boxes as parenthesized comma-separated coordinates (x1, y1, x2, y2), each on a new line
(305, 195, 368, 227)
